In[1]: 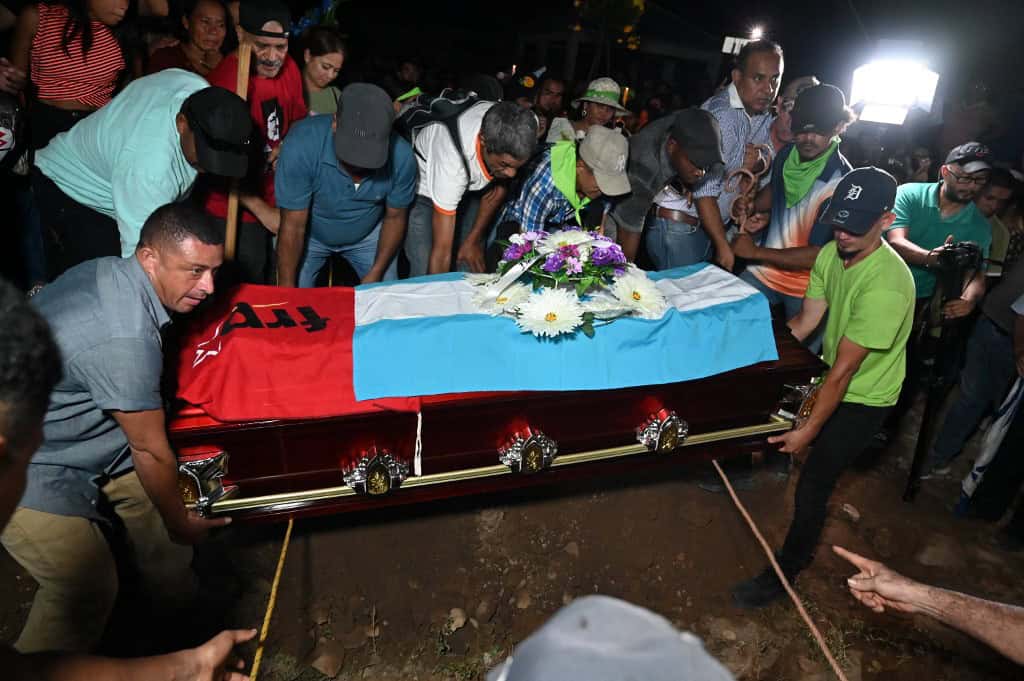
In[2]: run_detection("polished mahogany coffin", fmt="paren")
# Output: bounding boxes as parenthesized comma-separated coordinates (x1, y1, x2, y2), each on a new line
(169, 324, 822, 522)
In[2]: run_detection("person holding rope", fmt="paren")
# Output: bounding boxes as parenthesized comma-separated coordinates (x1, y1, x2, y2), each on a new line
(730, 84, 855, 352)
(669, 39, 782, 272)
(0, 277, 256, 680)
(1, 204, 235, 653)
(732, 168, 915, 608)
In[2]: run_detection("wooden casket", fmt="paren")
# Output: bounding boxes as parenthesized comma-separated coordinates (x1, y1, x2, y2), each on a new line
(169, 321, 823, 523)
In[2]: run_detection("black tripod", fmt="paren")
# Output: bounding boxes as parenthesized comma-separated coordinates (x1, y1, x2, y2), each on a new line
(903, 242, 983, 502)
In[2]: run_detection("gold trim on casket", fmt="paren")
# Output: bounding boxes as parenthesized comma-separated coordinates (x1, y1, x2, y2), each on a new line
(198, 417, 791, 515)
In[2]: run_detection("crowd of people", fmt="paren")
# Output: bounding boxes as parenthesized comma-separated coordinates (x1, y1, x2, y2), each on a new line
(1, 0, 1024, 676)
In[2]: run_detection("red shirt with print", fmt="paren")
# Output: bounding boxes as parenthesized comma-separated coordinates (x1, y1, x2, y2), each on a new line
(203, 52, 308, 222)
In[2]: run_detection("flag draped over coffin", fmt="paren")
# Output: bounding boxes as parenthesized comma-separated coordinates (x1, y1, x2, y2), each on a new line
(175, 264, 778, 421)
(352, 263, 778, 400)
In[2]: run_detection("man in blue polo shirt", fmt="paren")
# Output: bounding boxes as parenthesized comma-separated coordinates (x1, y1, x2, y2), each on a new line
(276, 83, 417, 287)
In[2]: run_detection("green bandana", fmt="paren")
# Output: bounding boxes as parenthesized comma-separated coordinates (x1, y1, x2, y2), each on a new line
(782, 139, 839, 208)
(550, 141, 590, 226)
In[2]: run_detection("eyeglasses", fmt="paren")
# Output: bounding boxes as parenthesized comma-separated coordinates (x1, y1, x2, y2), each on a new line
(945, 167, 989, 186)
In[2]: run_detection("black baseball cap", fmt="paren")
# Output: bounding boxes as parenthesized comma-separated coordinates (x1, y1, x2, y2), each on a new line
(944, 142, 992, 174)
(183, 86, 253, 178)
(669, 108, 725, 174)
(239, 0, 290, 38)
(790, 84, 847, 136)
(820, 167, 898, 235)
(335, 83, 394, 170)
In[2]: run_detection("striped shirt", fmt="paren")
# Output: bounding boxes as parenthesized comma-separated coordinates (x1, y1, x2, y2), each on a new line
(31, 2, 124, 108)
(696, 83, 773, 222)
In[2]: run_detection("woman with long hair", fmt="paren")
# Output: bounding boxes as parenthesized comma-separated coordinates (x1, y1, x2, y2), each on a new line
(9, 0, 127, 150)
(301, 26, 344, 115)
(146, 0, 227, 76)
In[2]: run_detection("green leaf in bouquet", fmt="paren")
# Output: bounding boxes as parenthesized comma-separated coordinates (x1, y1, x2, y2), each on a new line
(581, 320, 595, 338)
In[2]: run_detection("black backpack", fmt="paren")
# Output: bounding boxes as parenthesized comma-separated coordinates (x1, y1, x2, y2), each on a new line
(395, 88, 483, 181)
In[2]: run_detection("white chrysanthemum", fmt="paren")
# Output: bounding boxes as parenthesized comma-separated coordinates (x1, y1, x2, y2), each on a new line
(537, 229, 593, 255)
(466, 272, 500, 287)
(514, 288, 585, 338)
(611, 272, 668, 320)
(508, 233, 526, 246)
(473, 282, 531, 315)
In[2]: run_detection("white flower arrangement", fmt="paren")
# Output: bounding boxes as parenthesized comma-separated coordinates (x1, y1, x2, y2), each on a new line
(611, 268, 669, 320)
(514, 288, 585, 338)
(468, 229, 670, 338)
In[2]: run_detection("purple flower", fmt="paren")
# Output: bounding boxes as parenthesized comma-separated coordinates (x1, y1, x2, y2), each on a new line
(557, 244, 580, 259)
(503, 243, 530, 261)
(614, 265, 627, 276)
(565, 256, 583, 275)
(542, 253, 565, 273)
(589, 231, 613, 242)
(522, 230, 548, 243)
(592, 243, 627, 266)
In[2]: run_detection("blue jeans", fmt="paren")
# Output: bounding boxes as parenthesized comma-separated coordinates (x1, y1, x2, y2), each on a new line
(928, 315, 1017, 468)
(297, 221, 396, 288)
(405, 193, 488, 277)
(643, 214, 711, 270)
(740, 269, 824, 354)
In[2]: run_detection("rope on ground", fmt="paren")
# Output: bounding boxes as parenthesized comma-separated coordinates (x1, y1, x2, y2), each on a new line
(711, 459, 850, 681)
(249, 516, 294, 681)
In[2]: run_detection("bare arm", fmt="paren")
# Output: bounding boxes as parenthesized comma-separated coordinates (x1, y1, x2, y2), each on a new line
(769, 335, 868, 456)
(239, 195, 281, 235)
(428, 209, 457, 274)
(456, 184, 507, 273)
(731, 233, 821, 270)
(618, 229, 642, 263)
(7, 629, 257, 681)
(695, 195, 734, 272)
(833, 546, 1024, 665)
(885, 227, 945, 268)
(111, 409, 229, 544)
(787, 295, 828, 343)
(274, 207, 308, 287)
(363, 205, 408, 283)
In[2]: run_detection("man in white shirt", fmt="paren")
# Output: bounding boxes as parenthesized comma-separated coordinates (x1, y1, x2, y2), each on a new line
(404, 100, 538, 275)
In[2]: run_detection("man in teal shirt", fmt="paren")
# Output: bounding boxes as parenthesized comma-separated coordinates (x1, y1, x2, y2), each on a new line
(34, 70, 252, 278)
(733, 168, 914, 608)
(885, 142, 992, 314)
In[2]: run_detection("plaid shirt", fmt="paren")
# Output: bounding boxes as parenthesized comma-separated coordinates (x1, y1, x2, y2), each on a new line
(496, 148, 576, 230)
(696, 83, 774, 221)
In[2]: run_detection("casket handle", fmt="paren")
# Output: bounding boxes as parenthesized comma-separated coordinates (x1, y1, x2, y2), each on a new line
(636, 409, 689, 453)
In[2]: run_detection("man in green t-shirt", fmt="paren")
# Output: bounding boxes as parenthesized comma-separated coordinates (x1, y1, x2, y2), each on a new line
(733, 167, 915, 608)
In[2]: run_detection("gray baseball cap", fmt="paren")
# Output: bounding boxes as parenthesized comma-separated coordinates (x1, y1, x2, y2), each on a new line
(485, 596, 736, 681)
(669, 108, 725, 175)
(579, 126, 631, 197)
(335, 83, 394, 170)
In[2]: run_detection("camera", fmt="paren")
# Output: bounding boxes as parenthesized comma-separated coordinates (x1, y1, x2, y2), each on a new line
(935, 241, 983, 274)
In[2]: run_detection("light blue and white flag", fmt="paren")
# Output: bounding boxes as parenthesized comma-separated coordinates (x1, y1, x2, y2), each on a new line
(352, 264, 778, 400)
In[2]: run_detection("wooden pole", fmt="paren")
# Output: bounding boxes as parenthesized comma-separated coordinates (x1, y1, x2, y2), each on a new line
(225, 39, 252, 261)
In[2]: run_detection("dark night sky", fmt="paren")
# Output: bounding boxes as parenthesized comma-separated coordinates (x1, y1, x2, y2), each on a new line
(326, 0, 1024, 110)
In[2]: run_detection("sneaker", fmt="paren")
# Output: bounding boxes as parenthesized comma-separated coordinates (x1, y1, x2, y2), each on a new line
(731, 568, 788, 609)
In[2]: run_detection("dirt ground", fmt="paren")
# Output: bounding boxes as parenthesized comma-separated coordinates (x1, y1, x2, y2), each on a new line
(3, 396, 1024, 681)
